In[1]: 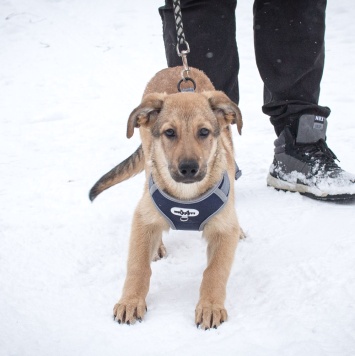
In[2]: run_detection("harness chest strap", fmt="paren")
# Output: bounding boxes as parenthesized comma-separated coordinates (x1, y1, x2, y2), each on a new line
(149, 172, 230, 231)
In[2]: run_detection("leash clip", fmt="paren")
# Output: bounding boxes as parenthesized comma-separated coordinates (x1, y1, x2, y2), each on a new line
(177, 43, 191, 80)
(176, 42, 196, 92)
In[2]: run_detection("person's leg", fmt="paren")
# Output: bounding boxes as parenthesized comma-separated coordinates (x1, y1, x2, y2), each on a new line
(253, 0, 330, 135)
(254, 0, 355, 200)
(159, 0, 240, 103)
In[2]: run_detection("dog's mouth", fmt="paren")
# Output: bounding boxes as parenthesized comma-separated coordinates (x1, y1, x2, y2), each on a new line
(171, 173, 206, 184)
(169, 160, 206, 184)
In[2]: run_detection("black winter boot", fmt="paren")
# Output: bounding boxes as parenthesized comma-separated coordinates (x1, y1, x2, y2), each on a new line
(267, 114, 355, 201)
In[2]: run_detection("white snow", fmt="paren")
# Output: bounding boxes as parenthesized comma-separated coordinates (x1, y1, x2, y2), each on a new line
(1, 1, 355, 355)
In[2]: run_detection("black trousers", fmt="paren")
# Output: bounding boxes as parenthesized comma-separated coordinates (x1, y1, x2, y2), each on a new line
(159, 0, 331, 135)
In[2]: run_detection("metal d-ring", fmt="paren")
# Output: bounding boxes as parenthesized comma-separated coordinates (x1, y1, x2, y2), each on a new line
(177, 77, 196, 92)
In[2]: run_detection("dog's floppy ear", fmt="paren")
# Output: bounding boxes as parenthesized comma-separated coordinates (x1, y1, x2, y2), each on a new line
(126, 93, 167, 138)
(203, 91, 243, 135)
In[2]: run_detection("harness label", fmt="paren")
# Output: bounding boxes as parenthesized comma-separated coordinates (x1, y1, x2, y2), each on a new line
(171, 207, 200, 222)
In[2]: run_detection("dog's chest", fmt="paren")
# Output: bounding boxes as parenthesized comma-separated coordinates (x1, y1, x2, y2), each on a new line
(149, 173, 230, 231)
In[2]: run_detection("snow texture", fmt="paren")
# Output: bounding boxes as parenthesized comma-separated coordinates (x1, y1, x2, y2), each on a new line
(1, 1, 355, 355)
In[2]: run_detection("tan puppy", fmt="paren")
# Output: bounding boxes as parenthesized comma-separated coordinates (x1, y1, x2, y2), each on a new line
(89, 66, 243, 330)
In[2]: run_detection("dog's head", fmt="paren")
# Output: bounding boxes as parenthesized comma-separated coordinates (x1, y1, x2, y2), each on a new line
(127, 91, 242, 187)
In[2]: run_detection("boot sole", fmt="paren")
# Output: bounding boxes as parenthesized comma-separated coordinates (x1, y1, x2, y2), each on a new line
(267, 174, 355, 202)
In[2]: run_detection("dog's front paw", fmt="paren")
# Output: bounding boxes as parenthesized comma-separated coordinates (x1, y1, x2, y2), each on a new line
(113, 297, 147, 325)
(195, 301, 228, 330)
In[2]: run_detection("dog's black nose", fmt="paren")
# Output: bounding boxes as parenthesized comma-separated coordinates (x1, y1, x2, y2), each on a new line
(178, 160, 199, 179)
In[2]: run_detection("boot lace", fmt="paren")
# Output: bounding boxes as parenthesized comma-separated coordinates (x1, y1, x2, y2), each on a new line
(296, 139, 340, 172)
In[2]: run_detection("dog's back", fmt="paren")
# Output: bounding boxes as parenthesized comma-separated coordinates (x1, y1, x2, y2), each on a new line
(143, 67, 215, 96)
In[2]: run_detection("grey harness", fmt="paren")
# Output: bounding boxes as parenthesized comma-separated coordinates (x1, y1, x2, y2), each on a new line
(149, 172, 230, 231)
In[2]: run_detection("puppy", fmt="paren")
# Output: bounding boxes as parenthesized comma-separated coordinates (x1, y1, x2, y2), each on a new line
(89, 66, 243, 330)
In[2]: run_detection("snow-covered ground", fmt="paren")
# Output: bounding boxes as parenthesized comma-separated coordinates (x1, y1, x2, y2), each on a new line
(1, 1, 355, 355)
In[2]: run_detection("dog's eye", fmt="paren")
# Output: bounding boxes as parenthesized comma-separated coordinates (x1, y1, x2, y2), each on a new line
(199, 128, 210, 138)
(164, 129, 176, 138)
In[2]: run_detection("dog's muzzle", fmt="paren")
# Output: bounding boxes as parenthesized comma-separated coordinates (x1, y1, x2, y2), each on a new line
(171, 160, 205, 183)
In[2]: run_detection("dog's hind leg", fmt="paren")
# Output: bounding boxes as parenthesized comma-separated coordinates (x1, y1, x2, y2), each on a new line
(195, 219, 240, 330)
(113, 202, 165, 325)
(89, 145, 144, 201)
(152, 239, 167, 261)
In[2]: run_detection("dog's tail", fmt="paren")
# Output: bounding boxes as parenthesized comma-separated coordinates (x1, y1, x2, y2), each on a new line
(89, 145, 144, 201)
